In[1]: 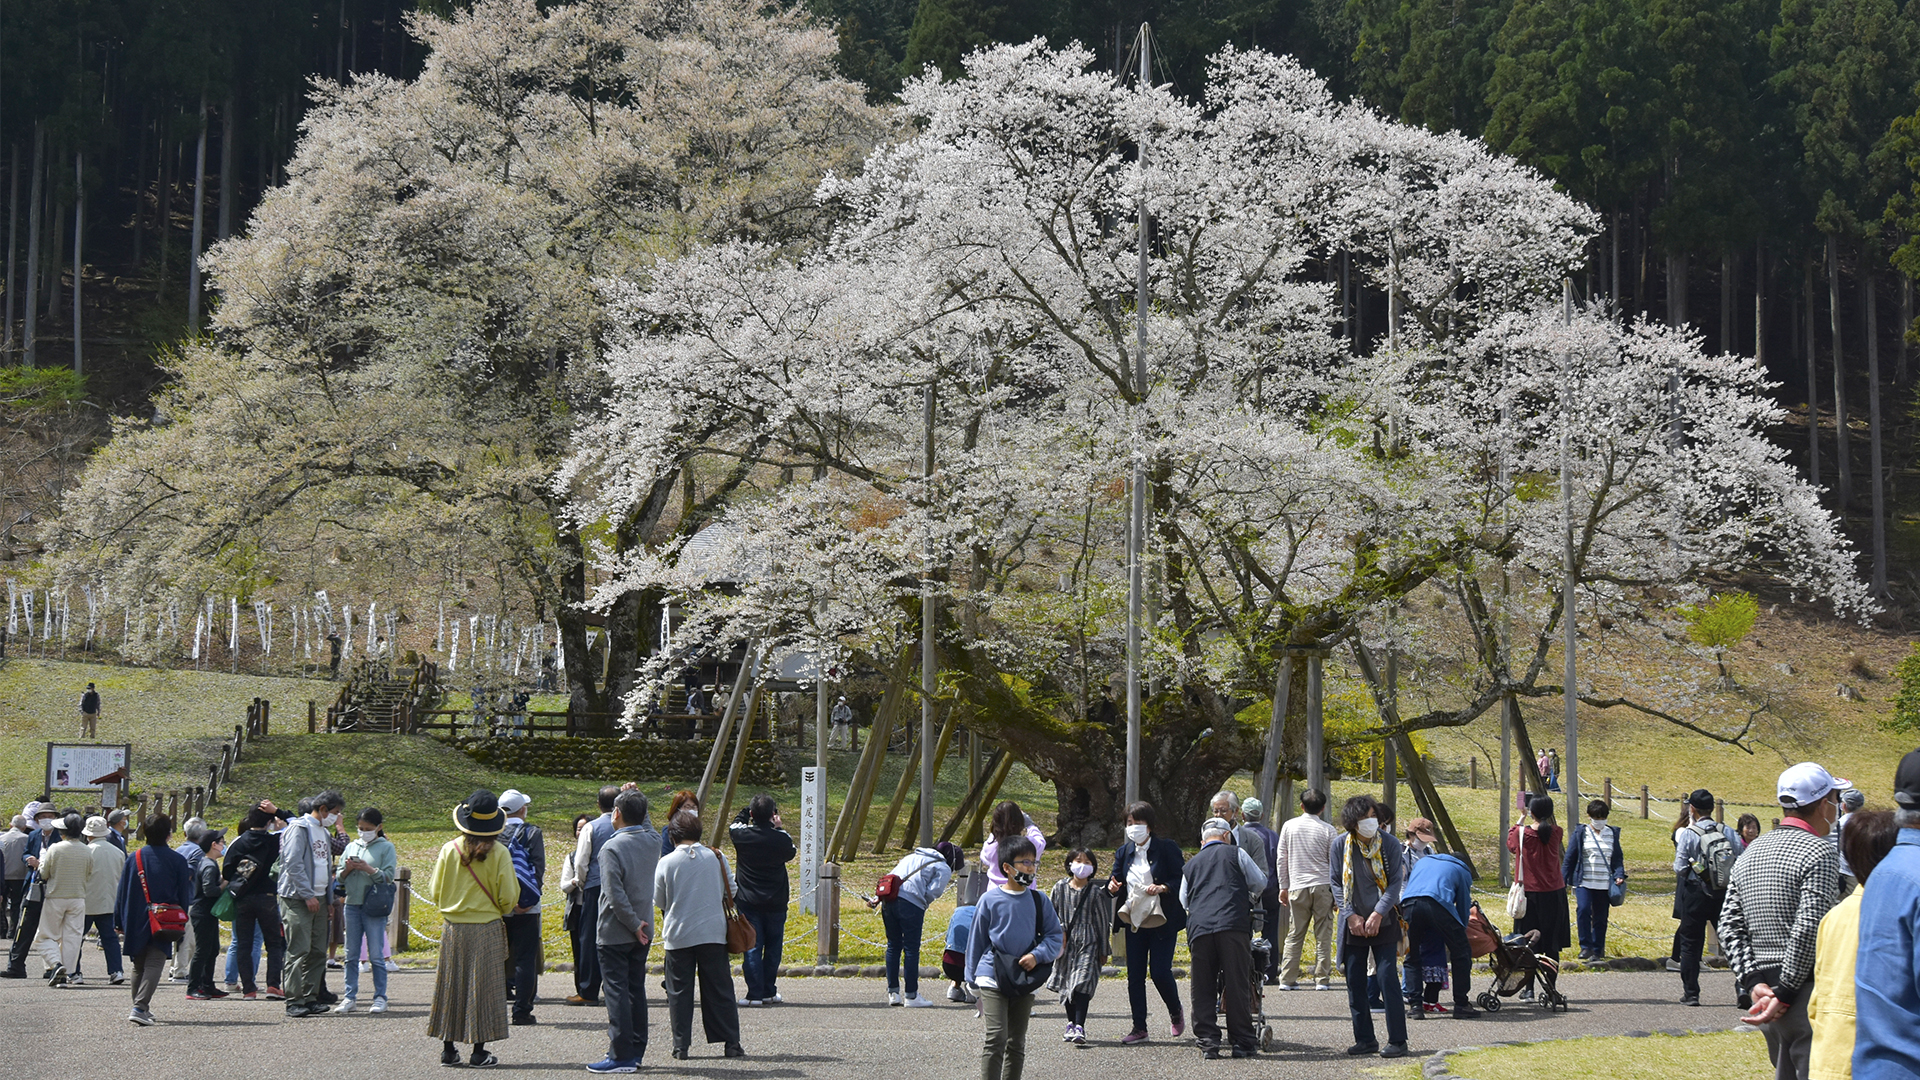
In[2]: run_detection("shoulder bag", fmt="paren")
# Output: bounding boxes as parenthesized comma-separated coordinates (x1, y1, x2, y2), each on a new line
(1505, 827, 1529, 921)
(709, 846, 757, 954)
(136, 850, 189, 943)
(992, 891, 1054, 996)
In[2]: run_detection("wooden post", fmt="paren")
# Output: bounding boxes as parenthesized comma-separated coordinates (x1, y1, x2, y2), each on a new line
(1469, 757, 1478, 790)
(1716, 798, 1726, 824)
(1370, 749, 1379, 783)
(815, 862, 839, 964)
(308, 700, 317, 735)
(829, 644, 913, 860)
(390, 867, 411, 952)
(167, 791, 180, 822)
(233, 724, 245, 756)
(1641, 785, 1649, 818)
(261, 699, 270, 733)
(1255, 655, 1294, 818)
(1604, 777, 1613, 808)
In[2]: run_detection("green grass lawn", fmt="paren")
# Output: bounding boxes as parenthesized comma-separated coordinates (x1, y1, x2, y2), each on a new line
(0, 656, 333, 805)
(1368, 1029, 1773, 1080)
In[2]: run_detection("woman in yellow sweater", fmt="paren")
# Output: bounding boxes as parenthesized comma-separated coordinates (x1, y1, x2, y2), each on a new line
(1807, 809, 1900, 1080)
(428, 790, 518, 1069)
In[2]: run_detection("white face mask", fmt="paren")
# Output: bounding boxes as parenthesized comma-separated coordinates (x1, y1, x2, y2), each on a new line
(322, 813, 339, 829)
(1125, 823, 1149, 844)
(358, 828, 377, 843)
(1070, 862, 1095, 879)
(1590, 817, 1607, 828)
(1356, 818, 1380, 839)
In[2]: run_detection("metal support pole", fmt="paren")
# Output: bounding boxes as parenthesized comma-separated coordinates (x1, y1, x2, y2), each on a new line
(1306, 652, 1325, 818)
(1561, 279, 1580, 824)
(1500, 695, 1513, 886)
(1124, 22, 1151, 808)
(921, 383, 937, 849)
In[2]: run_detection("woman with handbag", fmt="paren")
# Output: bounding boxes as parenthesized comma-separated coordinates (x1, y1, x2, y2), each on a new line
(336, 807, 397, 1013)
(1561, 799, 1626, 961)
(867, 839, 964, 1007)
(113, 813, 191, 1026)
(1104, 801, 1187, 1045)
(1506, 796, 1570, 976)
(428, 790, 518, 1068)
(653, 810, 745, 1060)
(964, 836, 1063, 1080)
(1330, 795, 1408, 1059)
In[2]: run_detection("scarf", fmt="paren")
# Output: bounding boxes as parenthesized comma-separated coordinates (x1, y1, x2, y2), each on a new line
(1343, 831, 1386, 909)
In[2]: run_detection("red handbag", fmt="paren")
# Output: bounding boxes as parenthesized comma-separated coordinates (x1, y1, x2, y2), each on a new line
(136, 850, 189, 943)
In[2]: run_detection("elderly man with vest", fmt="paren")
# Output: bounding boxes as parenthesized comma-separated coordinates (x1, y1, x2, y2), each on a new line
(1179, 817, 1269, 1059)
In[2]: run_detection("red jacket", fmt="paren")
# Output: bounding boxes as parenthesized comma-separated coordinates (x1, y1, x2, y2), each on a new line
(1506, 823, 1566, 891)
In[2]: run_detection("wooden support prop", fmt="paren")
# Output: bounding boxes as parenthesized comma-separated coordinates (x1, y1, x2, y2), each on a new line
(871, 729, 922, 855)
(1716, 798, 1726, 824)
(1470, 757, 1478, 790)
(894, 704, 961, 850)
(262, 700, 270, 733)
(1349, 640, 1475, 877)
(829, 645, 914, 860)
(940, 747, 1008, 844)
(1640, 785, 1649, 819)
(696, 646, 758, 810)
(960, 752, 1015, 847)
(308, 700, 317, 734)
(390, 867, 411, 951)
(835, 691, 901, 863)
(1256, 655, 1294, 819)
(711, 677, 765, 846)
(1604, 777, 1613, 808)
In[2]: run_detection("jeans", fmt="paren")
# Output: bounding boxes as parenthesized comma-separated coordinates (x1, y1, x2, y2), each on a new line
(740, 905, 787, 1001)
(231, 893, 284, 993)
(1123, 921, 1184, 1031)
(82, 912, 123, 976)
(1404, 897, 1472, 1009)
(1189, 928, 1255, 1052)
(881, 899, 925, 997)
(188, 911, 221, 993)
(980, 986, 1036, 1079)
(504, 912, 539, 1017)
(664, 941, 740, 1051)
(225, 920, 264, 985)
(1343, 935, 1407, 1049)
(280, 896, 328, 1006)
(1283, 885, 1335, 985)
(599, 940, 651, 1063)
(576, 886, 602, 1000)
(1575, 885, 1613, 955)
(343, 903, 389, 1001)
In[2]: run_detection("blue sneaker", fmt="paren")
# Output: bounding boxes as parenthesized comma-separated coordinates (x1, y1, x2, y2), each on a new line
(585, 1059, 639, 1074)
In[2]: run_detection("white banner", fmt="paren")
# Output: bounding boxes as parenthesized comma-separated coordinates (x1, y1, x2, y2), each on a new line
(799, 765, 824, 915)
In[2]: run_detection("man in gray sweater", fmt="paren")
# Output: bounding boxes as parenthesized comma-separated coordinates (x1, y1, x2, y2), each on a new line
(590, 791, 661, 1074)
(279, 791, 343, 1018)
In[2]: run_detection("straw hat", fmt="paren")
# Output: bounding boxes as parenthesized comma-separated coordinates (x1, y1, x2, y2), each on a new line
(454, 790, 505, 836)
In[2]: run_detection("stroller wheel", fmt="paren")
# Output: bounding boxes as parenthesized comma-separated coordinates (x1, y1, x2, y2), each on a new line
(1259, 1025, 1273, 1051)
(1478, 992, 1500, 1012)
(1549, 992, 1569, 1012)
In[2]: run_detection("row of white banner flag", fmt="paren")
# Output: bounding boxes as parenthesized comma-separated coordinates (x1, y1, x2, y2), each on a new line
(3, 580, 561, 677)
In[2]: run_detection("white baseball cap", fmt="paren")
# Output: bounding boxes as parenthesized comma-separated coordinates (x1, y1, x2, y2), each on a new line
(499, 789, 530, 813)
(1777, 762, 1849, 809)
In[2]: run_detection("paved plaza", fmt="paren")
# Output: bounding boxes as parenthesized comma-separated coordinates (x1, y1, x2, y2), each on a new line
(0, 938, 1754, 1079)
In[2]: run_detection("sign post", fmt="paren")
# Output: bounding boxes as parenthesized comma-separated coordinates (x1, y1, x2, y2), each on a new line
(799, 765, 823, 915)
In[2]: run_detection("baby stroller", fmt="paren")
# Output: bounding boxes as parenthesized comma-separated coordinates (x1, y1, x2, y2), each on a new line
(1467, 906, 1567, 1012)
(1248, 910, 1275, 1051)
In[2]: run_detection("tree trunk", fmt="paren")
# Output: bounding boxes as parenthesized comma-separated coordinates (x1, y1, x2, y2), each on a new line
(554, 526, 610, 728)
(1828, 234, 1851, 514)
(72, 152, 82, 374)
(23, 123, 43, 369)
(187, 94, 209, 331)
(1753, 240, 1764, 370)
(1805, 259, 1818, 491)
(132, 118, 146, 271)
(4, 143, 17, 356)
(1721, 249, 1732, 353)
(157, 132, 171, 297)
(1900, 277, 1911, 388)
(1667, 251, 1687, 327)
(1867, 270, 1886, 598)
(218, 95, 236, 241)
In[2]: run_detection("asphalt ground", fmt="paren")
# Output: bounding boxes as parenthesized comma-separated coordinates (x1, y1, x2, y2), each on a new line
(0, 936, 1752, 1079)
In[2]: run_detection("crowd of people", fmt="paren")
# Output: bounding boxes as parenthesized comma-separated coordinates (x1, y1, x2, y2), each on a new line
(1, 749, 1919, 1080)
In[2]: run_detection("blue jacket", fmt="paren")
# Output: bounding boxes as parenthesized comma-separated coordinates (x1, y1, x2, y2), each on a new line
(964, 886, 1064, 987)
(116, 844, 192, 959)
(1107, 835, 1187, 932)
(1854, 830, 1920, 1078)
(1402, 853, 1474, 925)
(1561, 823, 1626, 889)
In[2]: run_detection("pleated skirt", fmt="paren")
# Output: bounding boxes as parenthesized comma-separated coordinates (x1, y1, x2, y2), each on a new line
(427, 919, 508, 1046)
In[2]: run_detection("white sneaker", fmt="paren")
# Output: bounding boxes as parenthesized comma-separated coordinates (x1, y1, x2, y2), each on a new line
(127, 1009, 155, 1027)
(360, 962, 373, 973)
(948, 986, 966, 1002)
(904, 994, 936, 1008)
(369, 998, 388, 1014)
(887, 991, 903, 1006)
(384, 959, 400, 972)
(768, 992, 783, 1004)
(744, 998, 762, 1006)
(334, 998, 357, 1014)
(67, 975, 84, 987)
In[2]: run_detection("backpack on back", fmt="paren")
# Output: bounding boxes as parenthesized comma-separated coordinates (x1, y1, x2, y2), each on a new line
(1689, 822, 1736, 894)
(507, 829, 541, 909)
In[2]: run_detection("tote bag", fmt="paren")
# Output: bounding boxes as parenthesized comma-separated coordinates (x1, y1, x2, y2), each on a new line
(1505, 827, 1529, 921)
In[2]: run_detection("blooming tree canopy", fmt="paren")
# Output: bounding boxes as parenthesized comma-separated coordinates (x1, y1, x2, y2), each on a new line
(576, 41, 1862, 841)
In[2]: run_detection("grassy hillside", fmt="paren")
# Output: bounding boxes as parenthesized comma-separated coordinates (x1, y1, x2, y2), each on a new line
(0, 657, 332, 805)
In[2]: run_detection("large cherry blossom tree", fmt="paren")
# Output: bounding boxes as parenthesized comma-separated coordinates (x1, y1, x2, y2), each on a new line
(575, 41, 1863, 841)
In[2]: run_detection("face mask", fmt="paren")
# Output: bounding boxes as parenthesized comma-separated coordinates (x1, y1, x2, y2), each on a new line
(322, 813, 339, 829)
(1071, 862, 1095, 879)
(1012, 871, 1037, 887)
(1125, 823, 1149, 844)
(1356, 818, 1380, 839)
(358, 829, 377, 842)
(1590, 817, 1607, 828)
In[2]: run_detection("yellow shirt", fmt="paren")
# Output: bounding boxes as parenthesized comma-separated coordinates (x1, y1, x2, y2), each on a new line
(429, 836, 516, 924)
(1806, 888, 1862, 1080)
